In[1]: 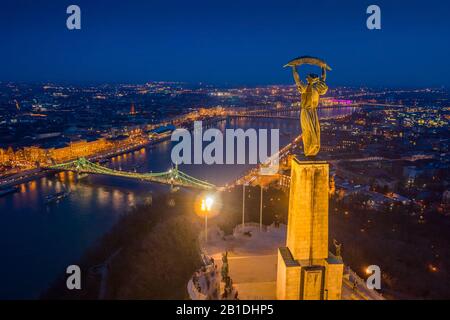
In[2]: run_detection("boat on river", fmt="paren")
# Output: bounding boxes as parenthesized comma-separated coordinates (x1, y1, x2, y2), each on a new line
(0, 186, 20, 197)
(45, 189, 71, 204)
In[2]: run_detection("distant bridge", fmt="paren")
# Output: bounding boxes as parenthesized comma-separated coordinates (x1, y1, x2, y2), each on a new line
(228, 106, 354, 121)
(230, 114, 298, 120)
(228, 113, 351, 122)
(328, 154, 434, 164)
(45, 157, 216, 190)
(231, 107, 299, 118)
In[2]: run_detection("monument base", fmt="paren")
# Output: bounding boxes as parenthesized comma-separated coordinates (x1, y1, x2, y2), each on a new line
(276, 247, 343, 300)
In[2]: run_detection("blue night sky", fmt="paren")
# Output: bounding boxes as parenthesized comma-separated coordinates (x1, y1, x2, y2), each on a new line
(0, 0, 449, 86)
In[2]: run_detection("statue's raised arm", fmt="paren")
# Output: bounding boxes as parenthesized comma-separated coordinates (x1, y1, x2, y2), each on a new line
(321, 66, 327, 82)
(292, 66, 306, 93)
(317, 67, 328, 95)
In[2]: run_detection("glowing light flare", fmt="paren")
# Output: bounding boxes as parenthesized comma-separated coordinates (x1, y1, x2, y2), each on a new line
(204, 196, 214, 212)
(428, 264, 438, 272)
(195, 193, 221, 218)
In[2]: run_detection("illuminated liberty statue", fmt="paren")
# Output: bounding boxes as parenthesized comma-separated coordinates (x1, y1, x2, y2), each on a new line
(286, 56, 330, 157)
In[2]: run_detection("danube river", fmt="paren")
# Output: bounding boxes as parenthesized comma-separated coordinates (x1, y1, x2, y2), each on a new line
(0, 107, 355, 299)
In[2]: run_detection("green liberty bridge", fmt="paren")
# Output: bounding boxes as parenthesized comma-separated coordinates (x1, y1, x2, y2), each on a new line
(46, 157, 216, 190)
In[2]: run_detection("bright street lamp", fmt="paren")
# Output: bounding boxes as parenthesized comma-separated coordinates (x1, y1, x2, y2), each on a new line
(201, 196, 214, 242)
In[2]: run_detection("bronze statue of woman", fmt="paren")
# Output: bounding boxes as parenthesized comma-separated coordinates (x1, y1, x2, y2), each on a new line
(291, 65, 328, 157)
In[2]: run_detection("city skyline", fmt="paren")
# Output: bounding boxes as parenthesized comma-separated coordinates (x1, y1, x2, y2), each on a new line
(1, 1, 450, 86)
(1, 82, 448, 300)
(0, 0, 449, 304)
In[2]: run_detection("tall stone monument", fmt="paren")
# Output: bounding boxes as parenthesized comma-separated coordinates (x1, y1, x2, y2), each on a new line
(276, 56, 343, 300)
(276, 158, 344, 300)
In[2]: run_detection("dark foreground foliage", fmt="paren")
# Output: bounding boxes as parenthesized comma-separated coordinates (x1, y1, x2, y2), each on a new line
(42, 191, 202, 299)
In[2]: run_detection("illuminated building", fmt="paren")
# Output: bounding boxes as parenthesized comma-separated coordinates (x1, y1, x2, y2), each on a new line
(0, 132, 148, 169)
(320, 98, 355, 107)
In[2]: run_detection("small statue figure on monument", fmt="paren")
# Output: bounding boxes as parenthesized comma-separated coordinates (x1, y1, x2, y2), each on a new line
(274, 213, 280, 228)
(221, 251, 229, 281)
(285, 56, 331, 157)
(333, 239, 342, 258)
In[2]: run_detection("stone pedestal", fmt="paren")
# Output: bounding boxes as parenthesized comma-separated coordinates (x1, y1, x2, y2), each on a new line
(276, 158, 343, 300)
